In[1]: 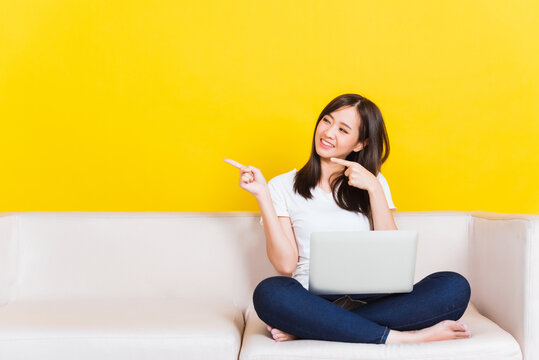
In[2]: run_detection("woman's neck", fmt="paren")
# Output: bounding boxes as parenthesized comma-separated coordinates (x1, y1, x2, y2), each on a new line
(319, 157, 344, 188)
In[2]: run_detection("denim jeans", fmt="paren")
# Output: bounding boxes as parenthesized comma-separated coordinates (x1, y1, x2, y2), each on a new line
(252, 271, 471, 344)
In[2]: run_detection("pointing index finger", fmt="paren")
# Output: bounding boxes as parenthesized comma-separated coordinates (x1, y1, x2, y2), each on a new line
(223, 158, 246, 170)
(330, 157, 356, 167)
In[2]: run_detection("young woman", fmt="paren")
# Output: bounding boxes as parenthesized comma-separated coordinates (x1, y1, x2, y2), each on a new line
(224, 93, 472, 344)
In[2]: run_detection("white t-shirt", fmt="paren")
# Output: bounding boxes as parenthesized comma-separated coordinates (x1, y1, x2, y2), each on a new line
(259, 168, 397, 290)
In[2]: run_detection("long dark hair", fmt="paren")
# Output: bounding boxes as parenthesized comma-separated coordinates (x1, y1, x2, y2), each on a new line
(293, 93, 390, 230)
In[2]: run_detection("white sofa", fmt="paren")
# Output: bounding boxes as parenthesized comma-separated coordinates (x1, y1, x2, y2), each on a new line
(0, 211, 536, 360)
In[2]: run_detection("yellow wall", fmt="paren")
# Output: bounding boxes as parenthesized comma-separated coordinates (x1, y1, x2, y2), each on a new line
(0, 1, 537, 214)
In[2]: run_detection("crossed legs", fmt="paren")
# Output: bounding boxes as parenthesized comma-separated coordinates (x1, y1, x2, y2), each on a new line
(253, 271, 471, 344)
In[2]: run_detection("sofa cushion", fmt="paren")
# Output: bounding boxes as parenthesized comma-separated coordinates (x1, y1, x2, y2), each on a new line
(0, 298, 244, 360)
(239, 302, 522, 360)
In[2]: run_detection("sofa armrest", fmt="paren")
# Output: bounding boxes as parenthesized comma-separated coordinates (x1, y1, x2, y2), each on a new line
(469, 211, 538, 360)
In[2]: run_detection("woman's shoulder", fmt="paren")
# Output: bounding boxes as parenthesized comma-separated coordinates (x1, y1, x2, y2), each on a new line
(376, 171, 390, 185)
(268, 168, 297, 188)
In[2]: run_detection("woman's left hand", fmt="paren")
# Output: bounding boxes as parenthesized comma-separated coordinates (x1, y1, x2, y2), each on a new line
(330, 157, 378, 191)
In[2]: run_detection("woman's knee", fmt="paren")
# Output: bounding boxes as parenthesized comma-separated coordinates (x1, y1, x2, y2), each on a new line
(253, 276, 295, 308)
(431, 271, 471, 304)
(252, 276, 299, 323)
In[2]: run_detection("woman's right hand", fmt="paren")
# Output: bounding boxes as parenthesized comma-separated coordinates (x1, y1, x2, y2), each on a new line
(224, 158, 268, 198)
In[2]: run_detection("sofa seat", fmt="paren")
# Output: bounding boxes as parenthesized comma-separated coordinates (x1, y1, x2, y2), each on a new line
(239, 302, 522, 360)
(0, 298, 244, 360)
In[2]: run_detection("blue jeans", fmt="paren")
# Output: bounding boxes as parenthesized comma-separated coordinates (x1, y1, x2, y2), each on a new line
(252, 271, 471, 344)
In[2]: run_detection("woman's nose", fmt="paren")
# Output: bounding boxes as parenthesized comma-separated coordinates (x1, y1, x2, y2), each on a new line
(324, 127, 337, 139)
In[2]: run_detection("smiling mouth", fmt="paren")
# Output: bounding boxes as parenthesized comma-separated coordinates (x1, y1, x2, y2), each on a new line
(320, 139, 335, 148)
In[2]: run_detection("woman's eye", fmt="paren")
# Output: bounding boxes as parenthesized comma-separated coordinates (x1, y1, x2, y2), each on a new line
(340, 128, 348, 134)
(323, 118, 330, 123)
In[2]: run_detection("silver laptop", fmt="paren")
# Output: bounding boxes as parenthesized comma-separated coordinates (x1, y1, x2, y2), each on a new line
(308, 230, 418, 295)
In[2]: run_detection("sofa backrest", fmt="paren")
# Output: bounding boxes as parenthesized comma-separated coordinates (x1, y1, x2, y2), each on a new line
(0, 214, 18, 306)
(0, 211, 471, 312)
(395, 212, 471, 281)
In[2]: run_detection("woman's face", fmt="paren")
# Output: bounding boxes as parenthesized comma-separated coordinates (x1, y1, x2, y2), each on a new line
(315, 106, 366, 159)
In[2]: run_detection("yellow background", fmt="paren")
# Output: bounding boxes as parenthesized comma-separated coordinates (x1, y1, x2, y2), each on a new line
(1, 1, 537, 214)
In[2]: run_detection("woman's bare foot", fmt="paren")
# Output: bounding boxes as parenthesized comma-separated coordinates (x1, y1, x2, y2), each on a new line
(266, 324, 298, 342)
(386, 320, 472, 344)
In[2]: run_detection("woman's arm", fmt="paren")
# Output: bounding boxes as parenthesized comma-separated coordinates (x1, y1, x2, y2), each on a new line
(223, 158, 298, 274)
(329, 157, 398, 231)
(256, 188, 299, 275)
(368, 181, 398, 230)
